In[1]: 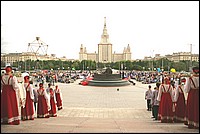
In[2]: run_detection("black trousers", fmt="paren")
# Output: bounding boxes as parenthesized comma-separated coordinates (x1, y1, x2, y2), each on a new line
(147, 99, 151, 110)
(34, 102, 37, 112)
(152, 105, 159, 120)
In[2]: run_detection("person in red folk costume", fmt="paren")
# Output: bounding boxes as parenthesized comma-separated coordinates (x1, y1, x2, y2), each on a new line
(157, 77, 174, 123)
(1, 66, 20, 125)
(49, 88, 57, 117)
(173, 78, 186, 123)
(37, 83, 50, 118)
(184, 66, 199, 129)
(54, 85, 63, 110)
(21, 76, 35, 121)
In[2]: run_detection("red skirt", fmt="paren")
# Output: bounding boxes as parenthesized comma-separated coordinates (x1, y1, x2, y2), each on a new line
(21, 91, 34, 120)
(1, 85, 20, 125)
(49, 97, 57, 117)
(37, 95, 49, 118)
(185, 89, 199, 127)
(55, 93, 62, 110)
(158, 92, 173, 123)
(174, 92, 186, 122)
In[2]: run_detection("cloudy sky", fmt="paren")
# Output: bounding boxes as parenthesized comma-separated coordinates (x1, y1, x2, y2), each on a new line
(1, 1, 199, 60)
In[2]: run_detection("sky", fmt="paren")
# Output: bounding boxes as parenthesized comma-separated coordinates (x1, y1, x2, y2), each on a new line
(1, 1, 199, 60)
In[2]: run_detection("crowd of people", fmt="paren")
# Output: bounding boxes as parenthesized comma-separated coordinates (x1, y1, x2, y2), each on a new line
(1, 65, 199, 130)
(1, 66, 63, 125)
(145, 66, 199, 129)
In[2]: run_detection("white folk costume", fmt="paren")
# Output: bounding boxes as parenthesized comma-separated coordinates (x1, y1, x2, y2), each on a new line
(1, 74, 20, 125)
(17, 81, 26, 108)
(33, 87, 38, 113)
(171, 85, 176, 119)
(184, 74, 199, 129)
(21, 82, 35, 120)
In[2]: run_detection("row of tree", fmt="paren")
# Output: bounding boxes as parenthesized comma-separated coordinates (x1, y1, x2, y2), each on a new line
(2, 58, 199, 72)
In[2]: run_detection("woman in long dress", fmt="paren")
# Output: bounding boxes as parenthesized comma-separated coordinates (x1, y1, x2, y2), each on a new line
(54, 85, 63, 110)
(157, 77, 174, 123)
(37, 83, 50, 118)
(173, 78, 186, 123)
(1, 66, 20, 125)
(21, 76, 35, 120)
(49, 88, 57, 117)
(184, 67, 199, 129)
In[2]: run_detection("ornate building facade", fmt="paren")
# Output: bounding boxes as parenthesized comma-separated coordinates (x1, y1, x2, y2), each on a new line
(79, 17, 132, 63)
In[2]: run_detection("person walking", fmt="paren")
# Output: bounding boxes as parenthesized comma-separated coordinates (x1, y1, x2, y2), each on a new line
(151, 83, 160, 120)
(1, 66, 20, 125)
(145, 85, 153, 111)
(54, 85, 63, 110)
(49, 88, 57, 117)
(21, 76, 35, 120)
(184, 66, 199, 129)
(157, 77, 174, 123)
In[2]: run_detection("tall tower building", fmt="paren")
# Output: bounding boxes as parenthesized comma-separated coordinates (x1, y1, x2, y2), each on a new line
(79, 44, 88, 61)
(79, 17, 132, 62)
(98, 17, 112, 63)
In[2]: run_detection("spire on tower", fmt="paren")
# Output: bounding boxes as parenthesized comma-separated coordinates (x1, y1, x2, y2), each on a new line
(100, 17, 110, 44)
(127, 44, 131, 52)
(104, 17, 106, 27)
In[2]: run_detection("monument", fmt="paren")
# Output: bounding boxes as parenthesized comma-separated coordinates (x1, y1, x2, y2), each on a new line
(87, 67, 130, 87)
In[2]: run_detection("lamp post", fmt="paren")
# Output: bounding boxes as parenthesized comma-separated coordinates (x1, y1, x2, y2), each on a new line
(87, 66, 89, 74)
(189, 44, 193, 71)
(25, 60, 27, 72)
(143, 67, 145, 71)
(16, 51, 19, 70)
(61, 61, 63, 71)
(168, 66, 170, 74)
(161, 68, 164, 72)
(68, 67, 71, 76)
(151, 50, 154, 71)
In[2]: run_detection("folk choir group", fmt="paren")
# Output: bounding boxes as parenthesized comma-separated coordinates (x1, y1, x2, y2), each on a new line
(1, 65, 199, 130)
(145, 66, 199, 129)
(1, 66, 63, 125)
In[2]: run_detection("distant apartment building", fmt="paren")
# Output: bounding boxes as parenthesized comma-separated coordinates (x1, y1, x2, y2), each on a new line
(1, 52, 68, 66)
(79, 17, 132, 63)
(143, 52, 199, 62)
(143, 54, 164, 61)
(165, 52, 199, 62)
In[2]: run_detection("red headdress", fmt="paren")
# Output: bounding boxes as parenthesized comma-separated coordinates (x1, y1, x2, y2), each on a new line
(24, 76, 29, 80)
(192, 66, 199, 74)
(5, 66, 12, 73)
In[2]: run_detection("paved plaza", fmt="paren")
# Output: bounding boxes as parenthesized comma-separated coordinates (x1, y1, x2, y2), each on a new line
(1, 79, 199, 133)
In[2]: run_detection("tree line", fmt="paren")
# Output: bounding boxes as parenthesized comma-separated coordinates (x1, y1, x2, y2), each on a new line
(2, 58, 199, 72)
